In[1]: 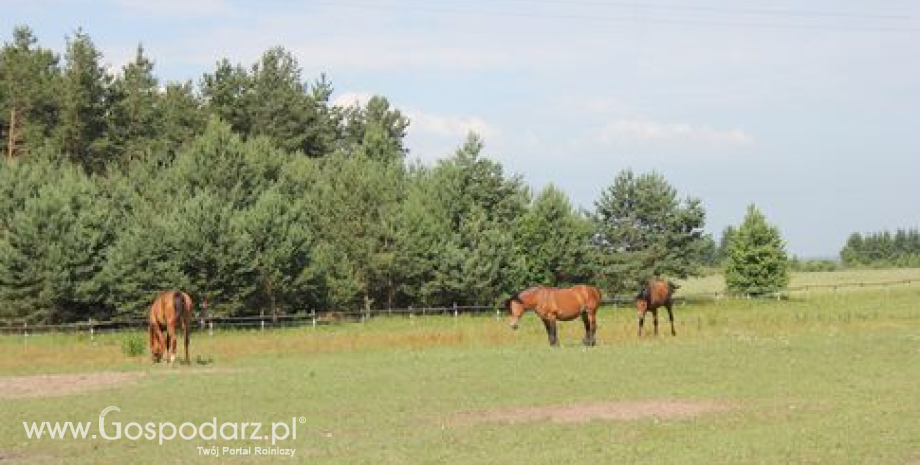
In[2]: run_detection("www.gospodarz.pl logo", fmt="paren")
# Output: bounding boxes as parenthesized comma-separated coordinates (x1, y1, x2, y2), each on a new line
(23, 406, 303, 457)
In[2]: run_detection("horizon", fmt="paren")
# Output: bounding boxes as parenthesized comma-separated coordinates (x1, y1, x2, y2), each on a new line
(4, 0, 919, 258)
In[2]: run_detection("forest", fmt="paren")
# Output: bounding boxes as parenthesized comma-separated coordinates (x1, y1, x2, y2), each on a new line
(0, 25, 762, 323)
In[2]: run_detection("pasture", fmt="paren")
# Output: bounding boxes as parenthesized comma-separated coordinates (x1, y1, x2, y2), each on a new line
(2, 272, 920, 464)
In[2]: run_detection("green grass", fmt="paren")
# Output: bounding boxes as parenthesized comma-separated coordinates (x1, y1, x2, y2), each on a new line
(679, 267, 920, 296)
(2, 278, 920, 464)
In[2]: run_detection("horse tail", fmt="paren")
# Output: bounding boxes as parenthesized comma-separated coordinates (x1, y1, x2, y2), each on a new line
(583, 285, 601, 308)
(591, 286, 602, 304)
(173, 290, 185, 318)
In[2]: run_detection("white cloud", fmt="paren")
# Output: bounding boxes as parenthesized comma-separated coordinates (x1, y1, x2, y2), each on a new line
(329, 93, 500, 161)
(331, 92, 376, 108)
(593, 118, 754, 146)
(406, 109, 499, 140)
(331, 93, 497, 139)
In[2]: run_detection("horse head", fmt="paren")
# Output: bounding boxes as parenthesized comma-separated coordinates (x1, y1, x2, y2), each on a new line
(507, 292, 526, 330)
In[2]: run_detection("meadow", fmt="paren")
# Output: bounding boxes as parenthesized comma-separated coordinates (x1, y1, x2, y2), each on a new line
(2, 270, 920, 464)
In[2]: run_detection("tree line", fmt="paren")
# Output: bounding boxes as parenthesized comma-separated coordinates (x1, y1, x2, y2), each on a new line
(3, 26, 797, 323)
(840, 229, 920, 268)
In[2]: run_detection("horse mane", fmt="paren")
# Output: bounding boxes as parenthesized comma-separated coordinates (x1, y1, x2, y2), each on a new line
(636, 285, 651, 302)
(504, 291, 524, 310)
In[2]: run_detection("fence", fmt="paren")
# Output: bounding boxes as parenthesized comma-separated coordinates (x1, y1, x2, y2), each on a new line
(1, 278, 918, 337)
(0, 304, 497, 337)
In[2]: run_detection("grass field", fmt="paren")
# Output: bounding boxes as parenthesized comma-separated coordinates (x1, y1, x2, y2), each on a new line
(678, 267, 920, 296)
(2, 271, 920, 464)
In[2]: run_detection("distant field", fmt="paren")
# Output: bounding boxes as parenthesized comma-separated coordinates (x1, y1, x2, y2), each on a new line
(2, 271, 919, 464)
(678, 267, 920, 296)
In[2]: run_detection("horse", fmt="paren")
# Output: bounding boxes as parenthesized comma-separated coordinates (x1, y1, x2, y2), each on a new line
(149, 290, 193, 364)
(636, 279, 677, 337)
(507, 284, 602, 347)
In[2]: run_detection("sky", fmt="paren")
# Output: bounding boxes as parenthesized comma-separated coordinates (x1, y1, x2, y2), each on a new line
(3, 0, 919, 258)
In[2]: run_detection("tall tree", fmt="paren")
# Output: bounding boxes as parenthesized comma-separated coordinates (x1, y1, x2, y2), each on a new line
(305, 150, 406, 309)
(718, 225, 737, 264)
(236, 186, 320, 319)
(160, 80, 206, 157)
(247, 47, 311, 154)
(56, 29, 113, 173)
(201, 58, 251, 134)
(340, 95, 409, 161)
(592, 170, 707, 293)
(402, 134, 527, 306)
(391, 165, 453, 306)
(0, 26, 60, 160)
(107, 44, 161, 164)
(201, 50, 339, 157)
(724, 204, 790, 295)
(515, 184, 594, 287)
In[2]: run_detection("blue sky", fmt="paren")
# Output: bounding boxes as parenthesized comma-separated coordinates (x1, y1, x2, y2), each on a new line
(3, 0, 919, 257)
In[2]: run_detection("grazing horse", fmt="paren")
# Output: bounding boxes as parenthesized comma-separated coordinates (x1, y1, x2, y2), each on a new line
(149, 290, 193, 364)
(507, 284, 602, 347)
(636, 279, 677, 337)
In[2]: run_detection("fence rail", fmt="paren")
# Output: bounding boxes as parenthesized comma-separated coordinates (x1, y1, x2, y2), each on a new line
(1, 278, 917, 336)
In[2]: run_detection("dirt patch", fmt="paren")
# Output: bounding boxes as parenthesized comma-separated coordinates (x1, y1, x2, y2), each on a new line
(0, 367, 249, 399)
(0, 452, 23, 462)
(0, 372, 145, 399)
(454, 399, 735, 424)
(147, 366, 251, 377)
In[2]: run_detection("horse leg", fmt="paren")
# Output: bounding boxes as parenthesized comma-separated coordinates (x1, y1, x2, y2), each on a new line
(149, 323, 162, 363)
(667, 303, 676, 336)
(653, 309, 659, 336)
(541, 317, 559, 347)
(183, 317, 190, 365)
(167, 321, 177, 364)
(637, 310, 646, 337)
(580, 310, 596, 346)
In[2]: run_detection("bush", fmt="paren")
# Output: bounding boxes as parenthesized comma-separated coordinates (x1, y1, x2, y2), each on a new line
(790, 258, 840, 272)
(121, 333, 146, 357)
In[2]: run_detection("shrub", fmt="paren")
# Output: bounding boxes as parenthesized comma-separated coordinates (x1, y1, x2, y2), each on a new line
(121, 333, 146, 357)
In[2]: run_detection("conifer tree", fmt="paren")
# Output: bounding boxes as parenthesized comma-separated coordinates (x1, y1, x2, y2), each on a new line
(724, 205, 790, 295)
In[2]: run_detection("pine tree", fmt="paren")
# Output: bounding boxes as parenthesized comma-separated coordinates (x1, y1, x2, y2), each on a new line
(391, 166, 453, 306)
(515, 185, 594, 287)
(305, 150, 406, 309)
(236, 186, 320, 319)
(160, 81, 206, 156)
(407, 134, 527, 305)
(593, 170, 707, 293)
(56, 29, 113, 173)
(0, 26, 60, 160)
(724, 205, 790, 296)
(107, 44, 162, 164)
(0, 161, 114, 322)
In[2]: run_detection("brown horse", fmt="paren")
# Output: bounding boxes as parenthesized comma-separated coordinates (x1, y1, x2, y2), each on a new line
(636, 279, 677, 337)
(149, 290, 193, 364)
(508, 284, 602, 346)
